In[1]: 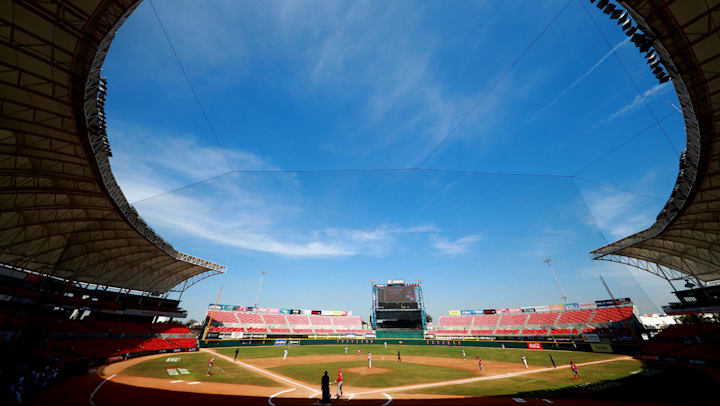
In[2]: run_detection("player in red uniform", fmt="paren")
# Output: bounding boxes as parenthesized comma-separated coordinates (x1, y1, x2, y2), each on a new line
(570, 360, 580, 380)
(335, 368, 343, 399)
(207, 357, 215, 376)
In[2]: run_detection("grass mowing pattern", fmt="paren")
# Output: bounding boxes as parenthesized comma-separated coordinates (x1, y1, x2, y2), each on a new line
(408, 359, 642, 397)
(269, 360, 476, 388)
(217, 344, 615, 367)
(122, 352, 280, 386)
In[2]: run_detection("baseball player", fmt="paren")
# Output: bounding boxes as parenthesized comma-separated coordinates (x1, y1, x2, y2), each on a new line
(570, 360, 580, 380)
(501, 343, 505, 350)
(335, 368, 343, 399)
(368, 351, 372, 368)
(397, 350, 401, 363)
(345, 346, 348, 355)
(462, 349, 466, 360)
(521, 354, 528, 369)
(283, 348, 288, 361)
(207, 357, 215, 376)
(357, 348, 361, 356)
(477, 356, 484, 371)
(384, 341, 387, 349)
(234, 348, 239, 362)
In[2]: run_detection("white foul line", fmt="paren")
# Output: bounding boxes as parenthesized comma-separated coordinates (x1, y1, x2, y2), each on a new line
(382, 392, 392, 405)
(268, 388, 296, 406)
(351, 356, 632, 396)
(89, 373, 116, 406)
(203, 349, 315, 392)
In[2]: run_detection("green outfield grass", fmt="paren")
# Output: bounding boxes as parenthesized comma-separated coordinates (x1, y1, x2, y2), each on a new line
(407, 359, 643, 397)
(269, 360, 476, 387)
(215, 344, 616, 367)
(121, 352, 280, 386)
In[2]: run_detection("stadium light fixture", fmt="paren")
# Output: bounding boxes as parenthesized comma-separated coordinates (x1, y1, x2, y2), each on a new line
(616, 12, 627, 24)
(626, 26, 638, 36)
(597, 0, 609, 9)
(603, 4, 616, 15)
(610, 9, 622, 19)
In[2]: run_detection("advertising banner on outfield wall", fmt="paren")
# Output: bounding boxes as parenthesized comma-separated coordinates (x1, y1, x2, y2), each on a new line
(321, 310, 332, 315)
(483, 309, 497, 314)
(527, 342, 543, 349)
(497, 308, 509, 314)
(534, 305, 550, 312)
(280, 309, 290, 314)
(461, 310, 473, 315)
(290, 309, 301, 314)
(549, 304, 565, 311)
(233, 306, 247, 311)
(579, 302, 597, 309)
(311, 310, 322, 315)
(507, 307, 522, 313)
(301, 309, 311, 315)
(449, 310, 461, 316)
(565, 303, 580, 311)
(590, 343, 613, 353)
(521, 307, 536, 313)
(230, 332, 244, 339)
(596, 298, 632, 307)
(582, 333, 600, 343)
(472, 310, 484, 314)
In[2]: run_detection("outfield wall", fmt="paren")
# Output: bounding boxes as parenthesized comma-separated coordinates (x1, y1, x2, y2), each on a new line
(200, 337, 639, 355)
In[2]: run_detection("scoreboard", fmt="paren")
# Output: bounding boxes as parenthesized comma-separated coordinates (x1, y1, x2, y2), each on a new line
(372, 281, 426, 331)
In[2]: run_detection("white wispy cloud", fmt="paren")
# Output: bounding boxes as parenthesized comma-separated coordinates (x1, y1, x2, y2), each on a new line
(581, 190, 655, 238)
(597, 81, 673, 126)
(530, 38, 630, 121)
(109, 126, 436, 257)
(430, 234, 482, 256)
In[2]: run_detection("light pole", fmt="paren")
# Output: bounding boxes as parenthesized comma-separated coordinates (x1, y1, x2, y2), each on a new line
(543, 259, 576, 347)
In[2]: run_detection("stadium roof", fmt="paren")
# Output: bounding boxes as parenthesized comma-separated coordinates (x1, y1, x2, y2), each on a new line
(0, 0, 225, 294)
(591, 0, 720, 284)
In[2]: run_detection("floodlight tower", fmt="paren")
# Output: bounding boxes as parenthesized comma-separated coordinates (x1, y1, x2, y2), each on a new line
(543, 258, 576, 347)
(254, 270, 268, 309)
(543, 258, 568, 304)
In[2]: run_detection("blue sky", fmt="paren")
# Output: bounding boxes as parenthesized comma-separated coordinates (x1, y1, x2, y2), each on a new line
(103, 0, 686, 323)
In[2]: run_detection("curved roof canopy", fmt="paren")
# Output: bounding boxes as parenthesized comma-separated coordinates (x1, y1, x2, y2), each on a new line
(591, 0, 720, 284)
(0, 0, 225, 294)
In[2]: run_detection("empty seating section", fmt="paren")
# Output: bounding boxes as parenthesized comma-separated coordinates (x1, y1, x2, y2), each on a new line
(498, 314, 528, 325)
(591, 306, 632, 323)
(472, 315, 499, 325)
(211, 311, 239, 323)
(310, 316, 332, 326)
(262, 314, 288, 325)
(287, 315, 310, 326)
(527, 312, 559, 325)
(434, 330, 468, 335)
(210, 311, 364, 335)
(521, 329, 548, 335)
(236, 313, 263, 324)
(434, 306, 633, 337)
(557, 309, 593, 324)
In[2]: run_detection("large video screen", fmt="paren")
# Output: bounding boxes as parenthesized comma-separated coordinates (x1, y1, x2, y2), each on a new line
(375, 310, 423, 329)
(377, 286, 417, 309)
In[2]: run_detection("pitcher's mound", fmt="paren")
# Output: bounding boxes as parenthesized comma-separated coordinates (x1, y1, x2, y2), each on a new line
(347, 366, 390, 376)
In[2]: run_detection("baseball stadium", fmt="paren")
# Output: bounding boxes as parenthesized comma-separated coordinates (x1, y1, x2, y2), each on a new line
(1, 0, 719, 405)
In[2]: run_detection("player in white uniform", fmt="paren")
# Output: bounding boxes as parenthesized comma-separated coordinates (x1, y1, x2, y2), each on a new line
(345, 346, 348, 355)
(384, 341, 387, 348)
(521, 354, 528, 369)
(462, 349, 466, 360)
(283, 348, 288, 361)
(368, 351, 372, 368)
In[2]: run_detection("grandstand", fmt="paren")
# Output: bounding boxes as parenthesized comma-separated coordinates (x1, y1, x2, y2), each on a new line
(204, 305, 365, 338)
(432, 299, 637, 341)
